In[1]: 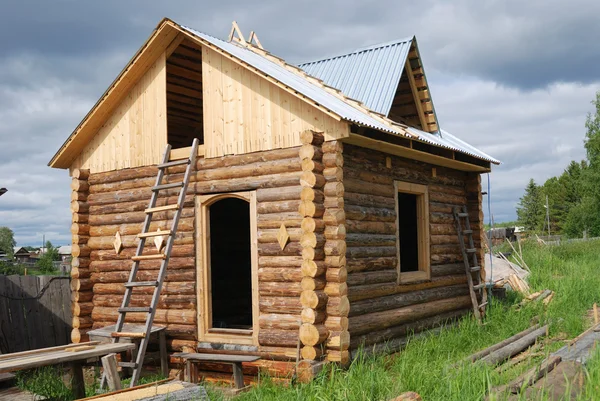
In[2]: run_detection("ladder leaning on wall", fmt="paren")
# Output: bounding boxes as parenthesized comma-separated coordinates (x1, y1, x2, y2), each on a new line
(106, 138, 199, 388)
(453, 205, 487, 322)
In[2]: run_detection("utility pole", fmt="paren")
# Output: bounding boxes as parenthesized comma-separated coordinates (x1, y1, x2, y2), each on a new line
(545, 195, 551, 237)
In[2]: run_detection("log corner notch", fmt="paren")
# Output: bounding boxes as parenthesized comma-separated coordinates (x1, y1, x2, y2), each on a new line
(298, 130, 330, 364)
(70, 168, 92, 343)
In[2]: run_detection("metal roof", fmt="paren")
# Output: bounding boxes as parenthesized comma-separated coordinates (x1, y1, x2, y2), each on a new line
(182, 26, 408, 138)
(180, 25, 498, 165)
(299, 38, 413, 116)
(407, 128, 500, 164)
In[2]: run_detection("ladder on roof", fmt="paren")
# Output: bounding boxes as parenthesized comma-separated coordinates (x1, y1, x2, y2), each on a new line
(453, 205, 487, 322)
(106, 138, 199, 388)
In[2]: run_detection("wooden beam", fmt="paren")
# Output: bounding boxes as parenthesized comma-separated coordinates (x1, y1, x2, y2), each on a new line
(342, 134, 490, 172)
(169, 145, 205, 160)
(405, 59, 428, 131)
(165, 33, 185, 58)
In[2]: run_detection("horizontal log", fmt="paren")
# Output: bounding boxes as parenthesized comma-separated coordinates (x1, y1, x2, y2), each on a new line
(72, 302, 93, 317)
(88, 207, 194, 226)
(322, 152, 343, 168)
(349, 295, 472, 335)
(300, 172, 325, 188)
(346, 233, 396, 247)
(300, 290, 327, 309)
(324, 196, 344, 209)
(71, 192, 87, 202)
(344, 192, 395, 209)
(259, 281, 302, 297)
(301, 345, 324, 361)
(258, 228, 303, 244)
(258, 330, 298, 347)
(345, 204, 396, 222)
(93, 294, 196, 309)
(90, 269, 195, 284)
(90, 257, 194, 272)
(257, 186, 302, 203)
(324, 282, 348, 297)
(72, 213, 89, 224)
(298, 201, 325, 218)
(258, 255, 303, 268)
(300, 232, 325, 248)
(72, 291, 93, 303)
(428, 191, 466, 205)
(71, 201, 89, 214)
(91, 244, 194, 261)
(71, 257, 90, 269)
(347, 270, 397, 287)
(259, 314, 301, 330)
(258, 200, 302, 215)
(348, 275, 468, 302)
(323, 182, 344, 198)
(260, 296, 302, 314)
(72, 244, 91, 258)
(326, 330, 350, 351)
(87, 232, 193, 250)
(324, 240, 346, 256)
(346, 246, 396, 258)
(301, 159, 324, 173)
(344, 178, 394, 197)
(346, 220, 395, 235)
(91, 307, 196, 325)
(327, 296, 350, 317)
(346, 256, 396, 273)
(301, 260, 326, 278)
(93, 281, 195, 295)
(72, 234, 90, 245)
(300, 187, 324, 203)
(325, 267, 347, 283)
(300, 130, 324, 146)
(323, 167, 343, 182)
(431, 263, 465, 277)
(70, 267, 90, 279)
(322, 140, 343, 154)
(301, 247, 325, 261)
(349, 283, 469, 317)
(300, 217, 325, 233)
(299, 324, 328, 346)
(299, 144, 323, 161)
(72, 168, 90, 180)
(301, 276, 326, 291)
(71, 278, 93, 292)
(324, 316, 349, 331)
(259, 241, 302, 256)
(301, 308, 326, 324)
(88, 218, 193, 237)
(258, 267, 303, 282)
(323, 208, 345, 225)
(257, 212, 303, 229)
(350, 309, 467, 348)
(324, 255, 346, 268)
(72, 315, 93, 329)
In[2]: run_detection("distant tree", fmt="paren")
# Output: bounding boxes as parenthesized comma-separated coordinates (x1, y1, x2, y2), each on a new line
(0, 227, 16, 258)
(516, 179, 544, 231)
(36, 240, 59, 273)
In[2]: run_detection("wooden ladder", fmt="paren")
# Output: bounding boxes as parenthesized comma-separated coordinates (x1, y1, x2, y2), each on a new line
(107, 138, 199, 388)
(453, 205, 487, 322)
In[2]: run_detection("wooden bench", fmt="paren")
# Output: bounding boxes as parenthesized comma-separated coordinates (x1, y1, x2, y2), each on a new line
(87, 324, 168, 377)
(173, 352, 259, 389)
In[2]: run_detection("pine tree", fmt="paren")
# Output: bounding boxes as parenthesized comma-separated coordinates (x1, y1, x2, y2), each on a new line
(516, 179, 544, 231)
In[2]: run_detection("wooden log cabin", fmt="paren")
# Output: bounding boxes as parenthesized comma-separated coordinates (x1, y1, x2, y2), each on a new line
(49, 18, 499, 381)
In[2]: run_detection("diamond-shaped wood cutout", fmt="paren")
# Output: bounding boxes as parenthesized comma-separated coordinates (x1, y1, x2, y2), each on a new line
(277, 223, 290, 250)
(154, 229, 166, 252)
(113, 231, 123, 255)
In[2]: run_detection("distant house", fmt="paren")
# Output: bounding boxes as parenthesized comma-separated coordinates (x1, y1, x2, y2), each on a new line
(13, 247, 31, 263)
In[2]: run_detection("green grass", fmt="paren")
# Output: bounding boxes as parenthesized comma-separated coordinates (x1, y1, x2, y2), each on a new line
(205, 240, 600, 401)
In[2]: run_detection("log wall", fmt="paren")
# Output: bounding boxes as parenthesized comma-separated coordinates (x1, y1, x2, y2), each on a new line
(72, 146, 312, 379)
(342, 144, 480, 350)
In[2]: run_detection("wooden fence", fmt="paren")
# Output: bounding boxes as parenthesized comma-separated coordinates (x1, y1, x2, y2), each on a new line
(0, 275, 71, 353)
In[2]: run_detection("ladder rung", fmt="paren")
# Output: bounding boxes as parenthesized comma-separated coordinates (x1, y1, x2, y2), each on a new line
(152, 182, 184, 191)
(131, 254, 166, 261)
(470, 266, 481, 272)
(479, 302, 488, 309)
(111, 332, 146, 338)
(118, 362, 138, 368)
(137, 230, 172, 238)
(463, 229, 473, 234)
(158, 159, 190, 169)
(124, 281, 158, 288)
(466, 248, 477, 253)
(118, 307, 152, 313)
(473, 283, 485, 291)
(145, 204, 179, 214)
(457, 213, 469, 218)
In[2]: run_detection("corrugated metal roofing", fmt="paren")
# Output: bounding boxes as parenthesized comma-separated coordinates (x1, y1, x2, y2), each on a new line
(299, 38, 413, 116)
(181, 25, 498, 165)
(407, 128, 500, 164)
(182, 26, 407, 137)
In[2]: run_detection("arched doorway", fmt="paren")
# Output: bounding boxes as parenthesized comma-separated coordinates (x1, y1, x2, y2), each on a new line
(196, 192, 258, 345)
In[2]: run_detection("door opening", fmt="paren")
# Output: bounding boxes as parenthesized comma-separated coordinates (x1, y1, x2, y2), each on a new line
(208, 197, 252, 330)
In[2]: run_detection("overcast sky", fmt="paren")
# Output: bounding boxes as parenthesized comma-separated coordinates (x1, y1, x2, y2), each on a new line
(1, 0, 598, 246)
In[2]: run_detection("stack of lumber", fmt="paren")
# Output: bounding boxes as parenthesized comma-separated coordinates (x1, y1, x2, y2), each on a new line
(483, 253, 529, 294)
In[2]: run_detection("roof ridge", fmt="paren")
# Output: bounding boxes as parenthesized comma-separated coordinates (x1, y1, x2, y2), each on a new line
(298, 36, 414, 67)
(240, 39, 414, 138)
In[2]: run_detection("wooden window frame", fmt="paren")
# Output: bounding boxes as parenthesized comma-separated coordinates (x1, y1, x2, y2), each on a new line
(394, 181, 430, 284)
(195, 191, 259, 346)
